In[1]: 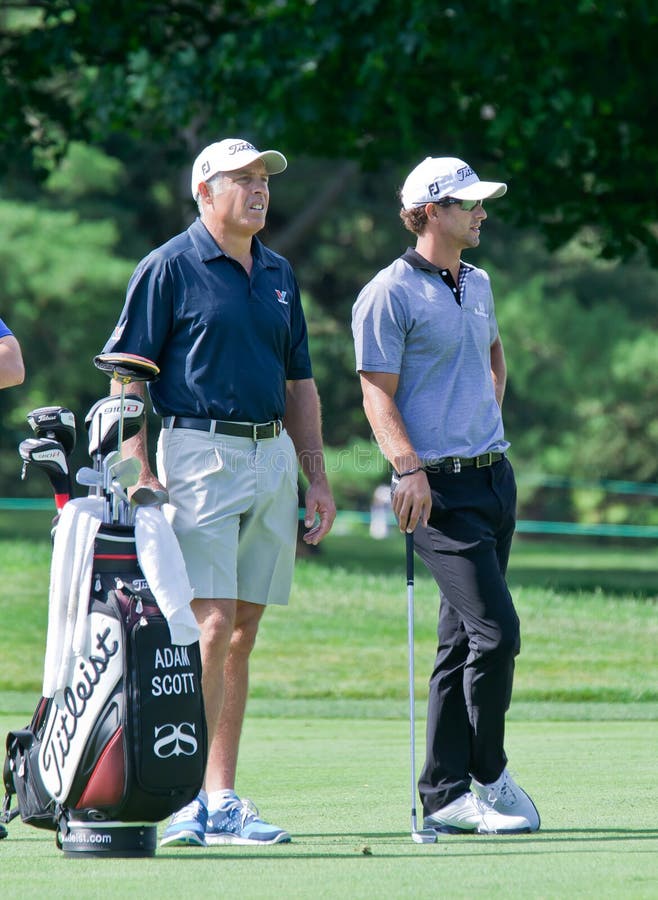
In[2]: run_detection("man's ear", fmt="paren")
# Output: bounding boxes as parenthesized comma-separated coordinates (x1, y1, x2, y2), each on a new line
(197, 181, 214, 204)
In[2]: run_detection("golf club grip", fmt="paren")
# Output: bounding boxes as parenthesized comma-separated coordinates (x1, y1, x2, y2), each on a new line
(406, 531, 414, 585)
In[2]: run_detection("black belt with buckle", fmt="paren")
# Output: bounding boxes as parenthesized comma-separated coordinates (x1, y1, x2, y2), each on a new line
(425, 452, 505, 474)
(162, 416, 283, 440)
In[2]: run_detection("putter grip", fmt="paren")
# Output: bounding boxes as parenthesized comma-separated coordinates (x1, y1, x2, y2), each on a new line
(406, 531, 414, 584)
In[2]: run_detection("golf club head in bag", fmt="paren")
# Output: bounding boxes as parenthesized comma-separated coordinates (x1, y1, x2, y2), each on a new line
(93, 353, 159, 457)
(107, 455, 142, 524)
(130, 487, 168, 508)
(85, 394, 145, 466)
(27, 406, 76, 500)
(27, 406, 77, 457)
(19, 437, 71, 512)
(93, 352, 160, 386)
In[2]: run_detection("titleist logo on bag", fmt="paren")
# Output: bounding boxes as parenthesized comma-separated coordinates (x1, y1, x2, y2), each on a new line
(39, 614, 123, 801)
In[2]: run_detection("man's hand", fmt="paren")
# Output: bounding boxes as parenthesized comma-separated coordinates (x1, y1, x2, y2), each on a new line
(358, 371, 430, 532)
(392, 469, 431, 533)
(302, 479, 336, 545)
(284, 377, 336, 544)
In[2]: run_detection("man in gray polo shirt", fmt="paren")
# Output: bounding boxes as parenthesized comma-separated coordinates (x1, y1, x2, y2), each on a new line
(352, 156, 540, 835)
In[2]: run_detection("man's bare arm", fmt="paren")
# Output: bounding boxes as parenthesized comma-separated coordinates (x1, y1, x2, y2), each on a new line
(358, 371, 431, 533)
(490, 335, 507, 407)
(110, 380, 165, 492)
(0, 335, 25, 389)
(284, 378, 336, 545)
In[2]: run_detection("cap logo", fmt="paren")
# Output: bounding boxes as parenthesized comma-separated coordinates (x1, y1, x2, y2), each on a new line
(427, 174, 455, 198)
(456, 165, 474, 182)
(426, 164, 476, 200)
(228, 141, 257, 156)
(201, 161, 211, 176)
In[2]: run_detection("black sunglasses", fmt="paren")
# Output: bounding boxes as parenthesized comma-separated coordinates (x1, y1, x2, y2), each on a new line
(436, 198, 483, 211)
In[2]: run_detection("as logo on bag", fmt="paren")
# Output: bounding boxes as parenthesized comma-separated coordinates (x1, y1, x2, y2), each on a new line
(153, 722, 198, 758)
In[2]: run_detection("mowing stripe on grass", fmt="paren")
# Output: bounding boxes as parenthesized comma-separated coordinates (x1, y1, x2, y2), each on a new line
(0, 715, 656, 899)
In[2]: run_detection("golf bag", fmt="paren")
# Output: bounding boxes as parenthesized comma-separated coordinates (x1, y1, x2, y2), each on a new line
(2, 523, 207, 843)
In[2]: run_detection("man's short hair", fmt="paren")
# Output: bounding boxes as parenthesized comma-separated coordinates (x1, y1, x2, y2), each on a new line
(197, 172, 226, 213)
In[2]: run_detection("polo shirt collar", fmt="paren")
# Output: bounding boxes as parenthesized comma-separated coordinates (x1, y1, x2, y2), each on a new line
(188, 218, 274, 268)
(188, 217, 225, 262)
(401, 247, 475, 276)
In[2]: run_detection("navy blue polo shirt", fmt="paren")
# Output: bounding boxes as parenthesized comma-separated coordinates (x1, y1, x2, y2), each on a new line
(103, 218, 312, 421)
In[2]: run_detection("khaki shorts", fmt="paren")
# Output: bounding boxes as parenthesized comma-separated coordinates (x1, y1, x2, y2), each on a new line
(156, 426, 299, 604)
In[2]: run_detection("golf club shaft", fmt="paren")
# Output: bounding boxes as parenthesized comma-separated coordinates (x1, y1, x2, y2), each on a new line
(117, 382, 127, 458)
(406, 530, 419, 833)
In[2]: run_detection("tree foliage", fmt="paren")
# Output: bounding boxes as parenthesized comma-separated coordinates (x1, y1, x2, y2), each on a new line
(3, 0, 658, 261)
(2, 2, 658, 521)
(0, 143, 136, 487)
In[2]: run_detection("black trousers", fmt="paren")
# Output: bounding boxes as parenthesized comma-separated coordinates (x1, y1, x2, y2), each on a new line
(412, 458, 520, 817)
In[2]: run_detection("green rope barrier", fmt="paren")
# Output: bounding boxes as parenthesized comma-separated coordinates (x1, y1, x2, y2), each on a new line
(0, 498, 54, 510)
(4, 495, 658, 539)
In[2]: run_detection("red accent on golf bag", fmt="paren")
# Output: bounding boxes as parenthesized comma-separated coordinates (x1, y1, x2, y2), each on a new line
(2, 524, 207, 834)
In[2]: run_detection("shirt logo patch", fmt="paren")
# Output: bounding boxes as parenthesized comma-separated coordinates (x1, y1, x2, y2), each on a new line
(275, 290, 288, 305)
(473, 302, 488, 318)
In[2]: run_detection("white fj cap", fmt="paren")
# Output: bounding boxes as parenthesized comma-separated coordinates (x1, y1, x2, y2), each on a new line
(401, 156, 507, 209)
(190, 138, 288, 199)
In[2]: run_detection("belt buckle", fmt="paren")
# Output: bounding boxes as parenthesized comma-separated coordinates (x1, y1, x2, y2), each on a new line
(476, 452, 493, 468)
(253, 420, 280, 440)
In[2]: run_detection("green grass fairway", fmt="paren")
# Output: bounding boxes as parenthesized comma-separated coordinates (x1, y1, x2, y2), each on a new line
(1, 528, 657, 896)
(1, 714, 657, 899)
(4, 533, 657, 704)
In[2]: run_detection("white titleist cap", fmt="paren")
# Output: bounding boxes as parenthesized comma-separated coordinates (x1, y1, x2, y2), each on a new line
(191, 138, 288, 199)
(401, 156, 507, 209)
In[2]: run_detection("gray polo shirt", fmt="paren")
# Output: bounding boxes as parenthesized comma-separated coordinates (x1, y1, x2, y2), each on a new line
(352, 249, 509, 461)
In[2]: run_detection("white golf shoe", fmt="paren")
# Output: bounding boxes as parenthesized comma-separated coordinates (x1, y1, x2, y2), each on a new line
(471, 768, 541, 832)
(423, 791, 531, 834)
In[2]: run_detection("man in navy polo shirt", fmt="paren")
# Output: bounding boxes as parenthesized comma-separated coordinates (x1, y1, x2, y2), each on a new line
(103, 138, 335, 848)
(0, 318, 25, 390)
(352, 157, 540, 836)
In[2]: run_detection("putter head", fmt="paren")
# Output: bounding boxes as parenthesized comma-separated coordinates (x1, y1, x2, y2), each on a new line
(85, 394, 145, 458)
(412, 829, 438, 844)
(93, 352, 160, 384)
(27, 406, 76, 456)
